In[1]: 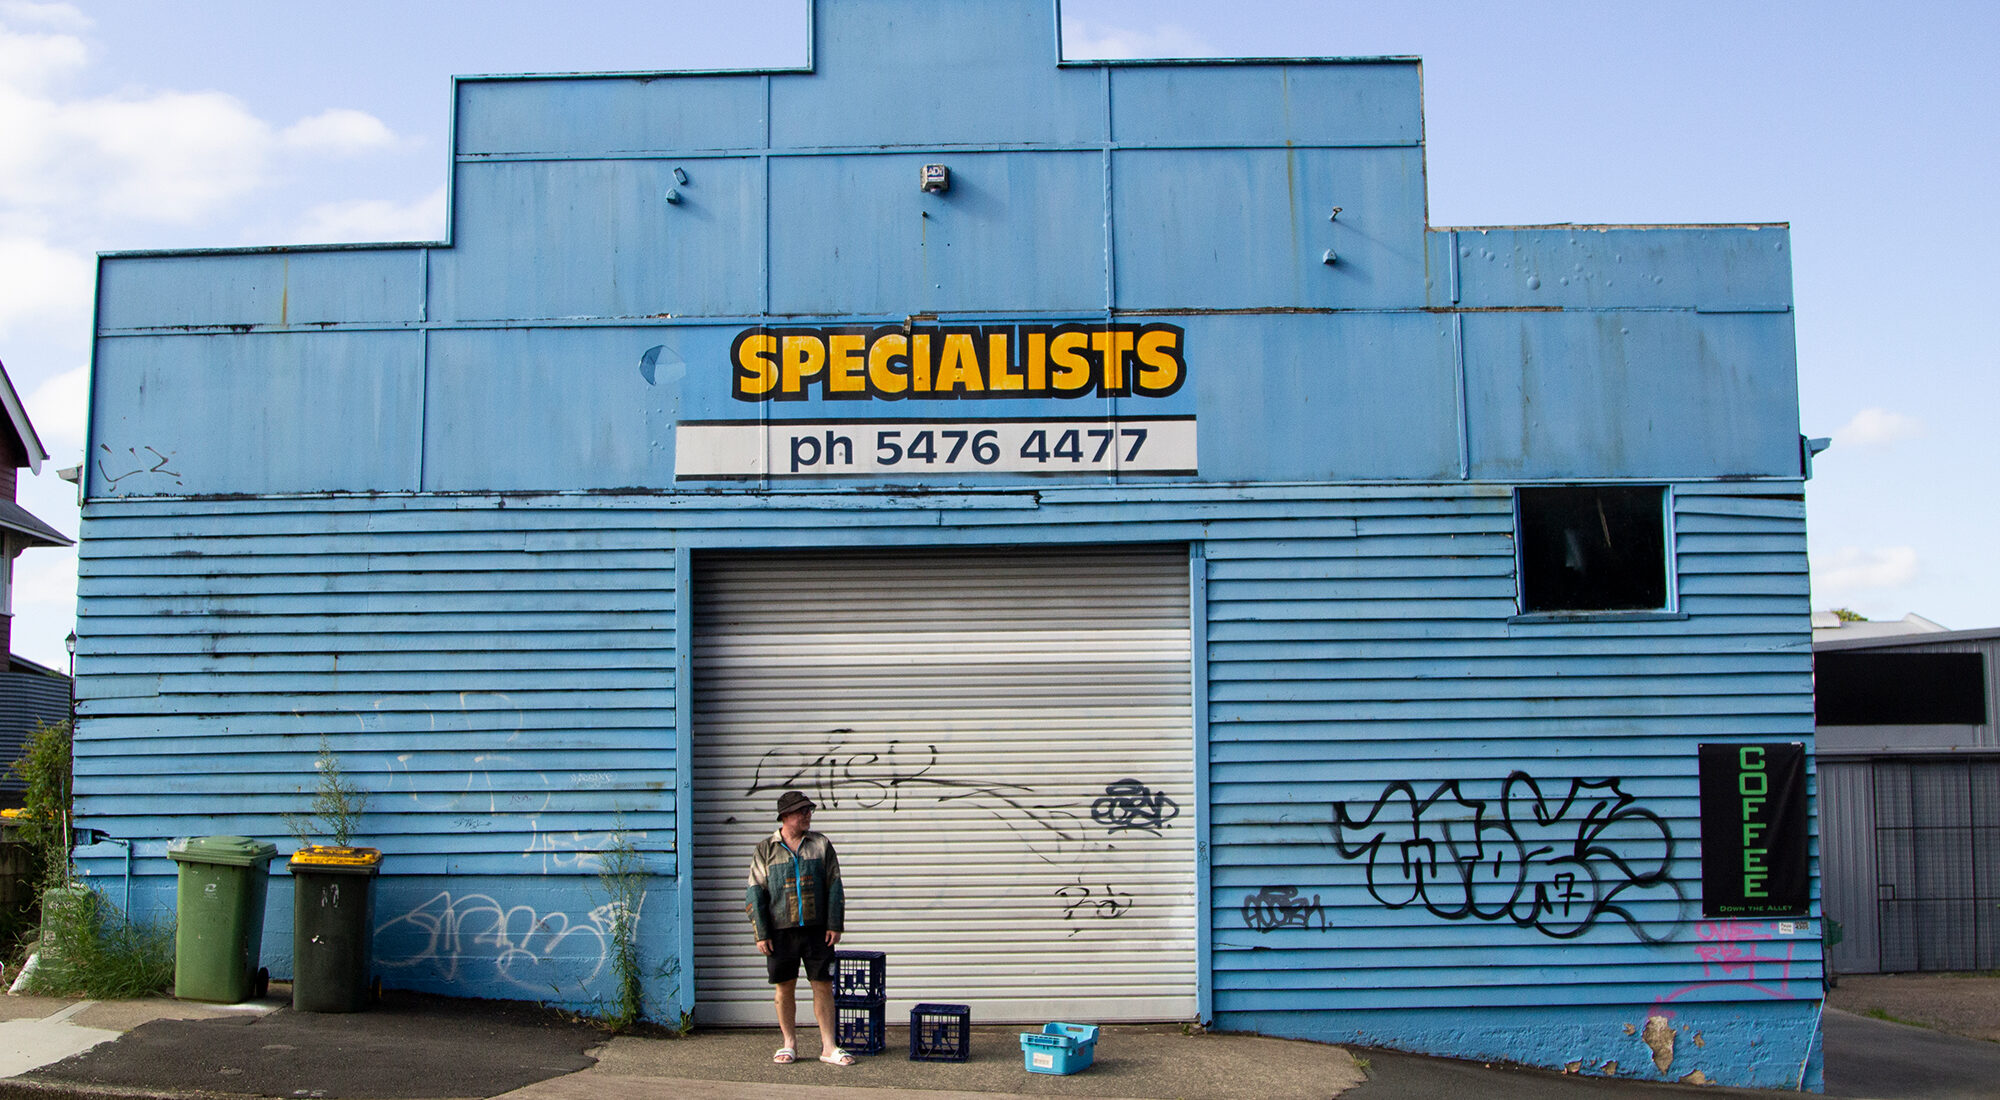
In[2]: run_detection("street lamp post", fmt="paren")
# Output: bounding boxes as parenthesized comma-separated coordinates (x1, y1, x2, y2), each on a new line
(64, 631, 76, 731)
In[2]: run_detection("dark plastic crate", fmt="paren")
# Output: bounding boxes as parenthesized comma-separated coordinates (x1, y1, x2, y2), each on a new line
(909, 1002, 971, 1062)
(836, 1000, 886, 1055)
(832, 950, 887, 1003)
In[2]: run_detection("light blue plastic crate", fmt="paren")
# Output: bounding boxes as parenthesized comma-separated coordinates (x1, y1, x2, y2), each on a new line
(1019, 1022, 1098, 1075)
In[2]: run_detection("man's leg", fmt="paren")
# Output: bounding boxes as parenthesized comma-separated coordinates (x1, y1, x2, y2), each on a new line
(774, 979, 799, 1053)
(809, 978, 839, 1055)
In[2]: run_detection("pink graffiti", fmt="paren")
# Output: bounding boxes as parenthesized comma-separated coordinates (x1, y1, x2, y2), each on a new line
(1650, 920, 1807, 1017)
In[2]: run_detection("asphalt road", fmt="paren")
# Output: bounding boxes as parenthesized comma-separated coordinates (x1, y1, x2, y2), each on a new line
(14, 994, 2000, 1100)
(1822, 1010, 2000, 1100)
(23, 991, 601, 1100)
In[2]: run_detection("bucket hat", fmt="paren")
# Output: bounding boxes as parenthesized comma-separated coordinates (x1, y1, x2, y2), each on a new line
(775, 790, 817, 819)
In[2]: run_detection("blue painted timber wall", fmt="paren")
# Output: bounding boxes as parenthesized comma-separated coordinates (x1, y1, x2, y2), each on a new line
(76, 0, 1820, 1087)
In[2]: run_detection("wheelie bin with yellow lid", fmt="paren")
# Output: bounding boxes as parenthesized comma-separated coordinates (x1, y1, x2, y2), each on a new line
(289, 844, 382, 1012)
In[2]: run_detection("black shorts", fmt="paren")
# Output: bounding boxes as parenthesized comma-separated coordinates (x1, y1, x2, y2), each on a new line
(765, 925, 836, 984)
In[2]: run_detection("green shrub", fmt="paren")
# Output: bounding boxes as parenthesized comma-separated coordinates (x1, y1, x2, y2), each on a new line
(10, 720, 73, 894)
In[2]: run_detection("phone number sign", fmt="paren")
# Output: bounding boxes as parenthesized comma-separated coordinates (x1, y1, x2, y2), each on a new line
(675, 417, 1196, 479)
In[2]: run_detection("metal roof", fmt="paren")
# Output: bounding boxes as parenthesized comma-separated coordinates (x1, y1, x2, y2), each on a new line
(0, 499, 71, 548)
(1814, 623, 2000, 652)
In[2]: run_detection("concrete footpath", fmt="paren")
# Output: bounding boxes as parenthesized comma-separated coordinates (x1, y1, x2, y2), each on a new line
(0, 985, 1994, 1099)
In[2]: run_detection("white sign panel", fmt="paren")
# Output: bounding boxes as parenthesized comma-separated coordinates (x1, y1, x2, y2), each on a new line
(675, 417, 1196, 479)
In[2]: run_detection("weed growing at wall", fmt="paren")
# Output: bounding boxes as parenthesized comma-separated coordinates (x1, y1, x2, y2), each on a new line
(595, 826, 647, 1031)
(7, 721, 175, 997)
(24, 885, 175, 998)
(283, 736, 368, 848)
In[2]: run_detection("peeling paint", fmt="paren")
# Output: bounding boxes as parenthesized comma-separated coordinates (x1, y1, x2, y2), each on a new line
(1642, 1015, 1675, 1073)
(1679, 1069, 1712, 1085)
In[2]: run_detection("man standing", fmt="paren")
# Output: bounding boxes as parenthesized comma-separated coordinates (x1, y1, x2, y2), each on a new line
(747, 789, 852, 1066)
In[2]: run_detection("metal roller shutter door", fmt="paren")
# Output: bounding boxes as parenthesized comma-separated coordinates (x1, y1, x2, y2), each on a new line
(691, 545, 1197, 1026)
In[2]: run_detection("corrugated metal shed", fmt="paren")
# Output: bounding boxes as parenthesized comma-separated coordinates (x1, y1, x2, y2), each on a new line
(0, 661, 70, 805)
(1815, 627, 1999, 975)
(74, 0, 1819, 1088)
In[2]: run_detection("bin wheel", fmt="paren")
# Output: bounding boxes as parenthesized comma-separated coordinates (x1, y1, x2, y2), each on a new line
(254, 968, 269, 1000)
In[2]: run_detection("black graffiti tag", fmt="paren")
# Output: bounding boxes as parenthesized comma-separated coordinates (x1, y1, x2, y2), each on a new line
(1054, 881, 1132, 936)
(1091, 778, 1180, 835)
(1330, 771, 1679, 943)
(746, 734, 1089, 861)
(1241, 885, 1326, 932)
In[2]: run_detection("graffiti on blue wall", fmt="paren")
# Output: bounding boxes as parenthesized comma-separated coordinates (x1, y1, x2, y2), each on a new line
(1328, 771, 1680, 943)
(1242, 885, 1328, 932)
(376, 890, 641, 994)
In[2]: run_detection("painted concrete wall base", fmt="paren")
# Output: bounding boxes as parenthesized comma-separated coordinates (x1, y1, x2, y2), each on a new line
(80, 860, 685, 1025)
(1225, 1002, 1824, 1091)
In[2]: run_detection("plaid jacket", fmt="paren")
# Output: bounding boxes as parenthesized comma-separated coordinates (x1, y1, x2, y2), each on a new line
(746, 828, 845, 940)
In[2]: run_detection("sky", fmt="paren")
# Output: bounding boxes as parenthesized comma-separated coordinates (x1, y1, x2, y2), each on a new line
(2, 0, 1995, 671)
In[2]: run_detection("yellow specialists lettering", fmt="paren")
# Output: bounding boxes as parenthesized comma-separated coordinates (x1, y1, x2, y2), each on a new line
(1048, 329, 1092, 394)
(934, 332, 985, 394)
(868, 332, 909, 395)
(729, 322, 1187, 402)
(733, 331, 779, 397)
(780, 334, 827, 396)
(827, 331, 868, 396)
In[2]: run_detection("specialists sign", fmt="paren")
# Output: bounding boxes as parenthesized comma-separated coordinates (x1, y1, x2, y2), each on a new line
(731, 322, 1186, 401)
(1697, 743, 1809, 918)
(676, 321, 1196, 480)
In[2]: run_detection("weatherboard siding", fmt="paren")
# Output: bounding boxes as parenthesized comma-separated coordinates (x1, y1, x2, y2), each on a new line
(74, 503, 677, 871)
(72, 483, 1815, 1032)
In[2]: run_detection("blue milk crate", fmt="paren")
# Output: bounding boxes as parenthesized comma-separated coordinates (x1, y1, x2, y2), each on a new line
(908, 1002, 971, 1062)
(835, 999, 885, 1055)
(832, 950, 887, 1003)
(1020, 1022, 1098, 1075)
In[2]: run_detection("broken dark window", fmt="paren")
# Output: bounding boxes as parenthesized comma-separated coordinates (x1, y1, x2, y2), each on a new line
(1517, 485, 1669, 613)
(1814, 652, 1988, 725)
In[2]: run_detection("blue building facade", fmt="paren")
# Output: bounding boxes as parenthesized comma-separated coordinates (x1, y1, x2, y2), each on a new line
(76, 1, 1822, 1087)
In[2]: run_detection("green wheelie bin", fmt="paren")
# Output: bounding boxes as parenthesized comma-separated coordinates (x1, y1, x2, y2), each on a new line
(168, 836, 277, 1003)
(289, 845, 382, 1012)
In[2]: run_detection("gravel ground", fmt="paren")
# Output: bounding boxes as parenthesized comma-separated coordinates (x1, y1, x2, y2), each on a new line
(1827, 972, 2000, 1043)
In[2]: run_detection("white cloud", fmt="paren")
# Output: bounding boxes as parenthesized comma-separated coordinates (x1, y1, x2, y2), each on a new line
(0, 16, 86, 91)
(0, 236, 92, 335)
(292, 185, 447, 245)
(282, 108, 399, 155)
(0, 80, 273, 222)
(1833, 407, 1923, 447)
(25, 363, 88, 456)
(0, 2, 90, 33)
(0, 17, 403, 227)
(1063, 20, 1214, 60)
(67, 90, 276, 222)
(1814, 546, 1919, 597)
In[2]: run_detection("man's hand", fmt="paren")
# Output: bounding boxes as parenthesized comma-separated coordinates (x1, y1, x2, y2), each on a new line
(825, 929, 842, 947)
(757, 939, 773, 955)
